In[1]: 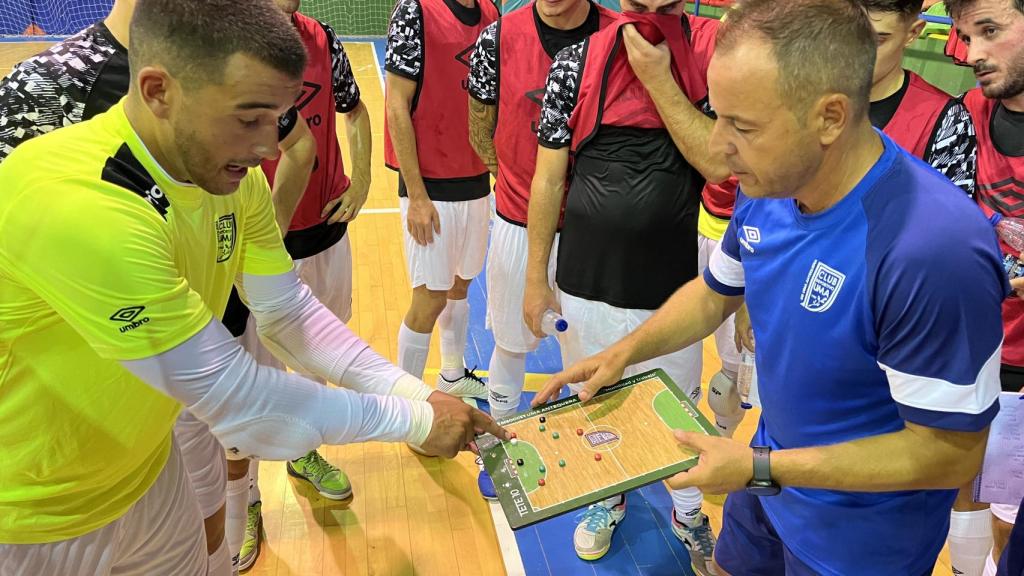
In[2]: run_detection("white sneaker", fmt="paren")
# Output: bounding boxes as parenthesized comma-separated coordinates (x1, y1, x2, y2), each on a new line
(438, 368, 488, 400)
(574, 496, 627, 561)
(671, 510, 718, 576)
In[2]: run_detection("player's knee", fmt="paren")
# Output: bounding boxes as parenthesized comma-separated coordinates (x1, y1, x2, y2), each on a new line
(226, 457, 249, 480)
(447, 277, 471, 300)
(409, 286, 448, 319)
(708, 371, 742, 417)
(203, 504, 227, 555)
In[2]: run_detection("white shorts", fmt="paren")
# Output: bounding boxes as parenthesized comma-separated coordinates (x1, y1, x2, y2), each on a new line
(238, 234, 354, 376)
(174, 410, 227, 518)
(698, 233, 740, 375)
(486, 217, 558, 353)
(400, 196, 489, 291)
(0, 439, 207, 576)
(558, 289, 703, 401)
(993, 503, 1020, 524)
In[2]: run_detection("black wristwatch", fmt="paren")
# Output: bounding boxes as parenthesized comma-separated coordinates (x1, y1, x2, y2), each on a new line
(746, 446, 781, 496)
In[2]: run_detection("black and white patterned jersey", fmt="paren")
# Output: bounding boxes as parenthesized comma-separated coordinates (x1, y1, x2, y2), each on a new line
(468, 22, 498, 104)
(319, 19, 361, 113)
(926, 101, 977, 197)
(469, 5, 601, 106)
(0, 23, 127, 163)
(537, 41, 586, 148)
(385, 0, 489, 81)
(385, 0, 427, 80)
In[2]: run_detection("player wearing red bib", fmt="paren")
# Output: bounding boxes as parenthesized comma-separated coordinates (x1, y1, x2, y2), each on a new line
(945, 1, 1024, 574)
(523, 3, 731, 570)
(385, 0, 499, 405)
(465, 0, 615, 498)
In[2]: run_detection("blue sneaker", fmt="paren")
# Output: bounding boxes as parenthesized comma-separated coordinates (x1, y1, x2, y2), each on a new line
(476, 456, 497, 500)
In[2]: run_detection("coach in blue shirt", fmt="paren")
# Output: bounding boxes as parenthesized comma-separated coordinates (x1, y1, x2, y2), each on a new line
(532, 0, 1007, 573)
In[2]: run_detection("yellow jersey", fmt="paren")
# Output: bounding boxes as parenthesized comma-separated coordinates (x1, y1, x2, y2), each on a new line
(0, 100, 293, 543)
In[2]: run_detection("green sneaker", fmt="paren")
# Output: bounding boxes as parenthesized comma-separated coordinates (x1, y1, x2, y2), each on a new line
(286, 450, 353, 500)
(238, 501, 264, 572)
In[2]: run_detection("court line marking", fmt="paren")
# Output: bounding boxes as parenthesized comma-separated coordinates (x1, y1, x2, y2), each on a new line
(359, 207, 400, 214)
(369, 39, 386, 92)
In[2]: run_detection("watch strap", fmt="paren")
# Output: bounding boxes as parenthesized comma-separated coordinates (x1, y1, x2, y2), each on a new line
(752, 446, 772, 484)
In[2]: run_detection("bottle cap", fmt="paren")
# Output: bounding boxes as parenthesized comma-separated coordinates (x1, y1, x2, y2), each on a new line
(554, 319, 568, 332)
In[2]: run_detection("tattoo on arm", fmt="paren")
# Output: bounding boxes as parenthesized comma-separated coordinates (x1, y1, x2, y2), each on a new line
(469, 98, 499, 175)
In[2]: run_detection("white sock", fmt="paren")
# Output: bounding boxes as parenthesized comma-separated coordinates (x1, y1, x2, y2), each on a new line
(225, 476, 249, 566)
(247, 459, 261, 505)
(671, 487, 705, 528)
(708, 370, 744, 439)
(601, 494, 626, 509)
(438, 298, 468, 382)
(488, 346, 526, 419)
(398, 322, 431, 380)
(208, 537, 234, 576)
(715, 413, 745, 439)
(983, 549, 998, 576)
(950, 509, 994, 576)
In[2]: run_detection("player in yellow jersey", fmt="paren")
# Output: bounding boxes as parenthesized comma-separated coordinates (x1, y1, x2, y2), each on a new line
(0, 1, 504, 574)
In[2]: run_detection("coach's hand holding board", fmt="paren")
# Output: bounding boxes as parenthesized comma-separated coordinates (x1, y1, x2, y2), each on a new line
(485, 370, 719, 528)
(532, 344, 751, 496)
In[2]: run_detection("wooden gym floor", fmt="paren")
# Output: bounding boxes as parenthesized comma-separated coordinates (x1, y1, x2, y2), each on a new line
(0, 39, 955, 575)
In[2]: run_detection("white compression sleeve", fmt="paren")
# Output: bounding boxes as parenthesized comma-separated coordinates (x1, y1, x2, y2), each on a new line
(239, 271, 433, 402)
(121, 319, 433, 460)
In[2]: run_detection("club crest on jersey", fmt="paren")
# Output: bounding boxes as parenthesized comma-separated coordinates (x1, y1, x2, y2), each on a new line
(216, 214, 237, 263)
(800, 259, 846, 313)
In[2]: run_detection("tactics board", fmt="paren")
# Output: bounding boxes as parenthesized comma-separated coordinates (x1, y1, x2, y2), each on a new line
(477, 369, 719, 529)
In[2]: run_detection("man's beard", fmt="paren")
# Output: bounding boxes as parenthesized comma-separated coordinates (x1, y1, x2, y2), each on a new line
(976, 50, 1024, 100)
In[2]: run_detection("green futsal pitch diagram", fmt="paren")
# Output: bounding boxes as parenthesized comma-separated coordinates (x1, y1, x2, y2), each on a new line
(477, 369, 719, 529)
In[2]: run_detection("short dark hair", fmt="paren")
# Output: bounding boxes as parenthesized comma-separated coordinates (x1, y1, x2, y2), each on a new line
(858, 0, 924, 19)
(945, 0, 1024, 17)
(717, 0, 877, 120)
(129, 0, 307, 86)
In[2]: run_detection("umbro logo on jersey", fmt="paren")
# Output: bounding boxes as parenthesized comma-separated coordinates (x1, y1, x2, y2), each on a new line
(456, 45, 475, 91)
(739, 226, 761, 253)
(216, 214, 237, 263)
(800, 260, 846, 313)
(525, 88, 545, 107)
(979, 178, 1024, 214)
(454, 45, 474, 68)
(295, 81, 322, 111)
(110, 306, 151, 333)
